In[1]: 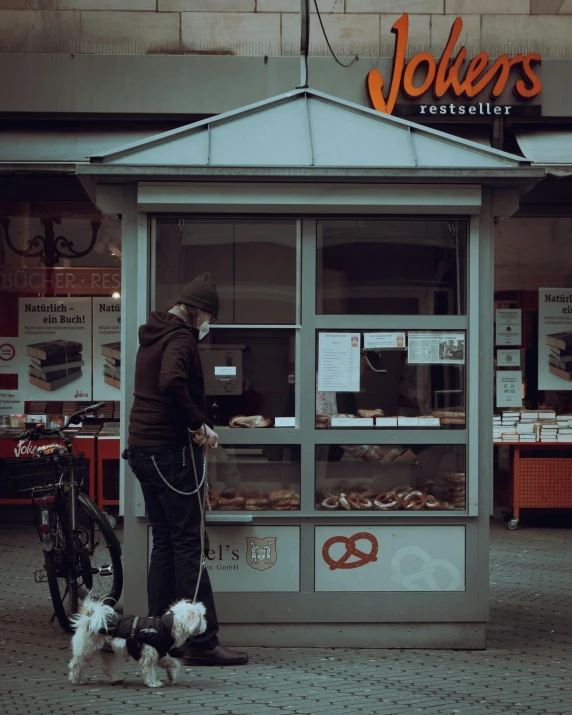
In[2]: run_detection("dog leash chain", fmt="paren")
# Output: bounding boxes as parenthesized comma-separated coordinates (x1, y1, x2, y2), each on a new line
(190, 439, 208, 604)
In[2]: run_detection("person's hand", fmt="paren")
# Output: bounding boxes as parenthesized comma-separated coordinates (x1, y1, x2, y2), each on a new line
(192, 424, 218, 448)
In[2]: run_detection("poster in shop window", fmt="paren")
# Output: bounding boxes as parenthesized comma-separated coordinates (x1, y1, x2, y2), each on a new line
(0, 339, 23, 414)
(17, 297, 92, 401)
(318, 332, 361, 392)
(538, 288, 572, 390)
(495, 309, 522, 346)
(93, 298, 121, 400)
(407, 332, 465, 365)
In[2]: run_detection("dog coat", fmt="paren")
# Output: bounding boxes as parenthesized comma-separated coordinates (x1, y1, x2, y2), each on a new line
(99, 612, 175, 661)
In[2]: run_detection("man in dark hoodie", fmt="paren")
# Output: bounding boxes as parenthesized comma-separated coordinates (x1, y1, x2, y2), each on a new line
(127, 272, 248, 666)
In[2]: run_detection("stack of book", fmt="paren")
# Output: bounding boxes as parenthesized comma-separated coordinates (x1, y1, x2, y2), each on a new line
(547, 332, 572, 381)
(493, 415, 502, 440)
(27, 340, 83, 392)
(540, 422, 559, 442)
(102, 342, 121, 389)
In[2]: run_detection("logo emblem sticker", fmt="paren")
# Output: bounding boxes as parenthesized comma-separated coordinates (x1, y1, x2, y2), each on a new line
(246, 537, 277, 571)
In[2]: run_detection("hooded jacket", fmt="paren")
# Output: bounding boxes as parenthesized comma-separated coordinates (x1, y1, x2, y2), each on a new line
(128, 311, 210, 447)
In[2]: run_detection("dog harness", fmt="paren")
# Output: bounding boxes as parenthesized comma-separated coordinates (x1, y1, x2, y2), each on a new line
(99, 612, 175, 661)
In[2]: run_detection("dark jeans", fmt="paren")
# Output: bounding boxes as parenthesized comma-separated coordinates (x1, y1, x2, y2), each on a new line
(127, 442, 219, 650)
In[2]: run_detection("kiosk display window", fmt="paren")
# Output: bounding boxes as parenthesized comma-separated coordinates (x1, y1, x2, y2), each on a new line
(207, 444, 300, 512)
(315, 444, 466, 512)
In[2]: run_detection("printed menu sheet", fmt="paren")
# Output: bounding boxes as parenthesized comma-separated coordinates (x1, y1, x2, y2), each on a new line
(407, 332, 465, 365)
(93, 298, 121, 400)
(318, 332, 361, 393)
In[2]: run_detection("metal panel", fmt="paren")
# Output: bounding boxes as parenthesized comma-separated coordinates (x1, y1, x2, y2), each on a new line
(308, 98, 415, 167)
(467, 215, 480, 517)
(137, 182, 482, 214)
(112, 129, 209, 166)
(515, 128, 572, 175)
(210, 101, 311, 166)
(413, 132, 515, 169)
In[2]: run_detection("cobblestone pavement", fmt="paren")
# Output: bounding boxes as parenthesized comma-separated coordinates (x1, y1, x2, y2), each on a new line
(1, 521, 571, 715)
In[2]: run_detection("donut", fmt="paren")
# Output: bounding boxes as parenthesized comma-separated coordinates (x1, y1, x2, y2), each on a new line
(339, 493, 351, 510)
(322, 496, 340, 510)
(402, 491, 427, 510)
(348, 492, 373, 510)
(424, 495, 441, 509)
(373, 492, 401, 510)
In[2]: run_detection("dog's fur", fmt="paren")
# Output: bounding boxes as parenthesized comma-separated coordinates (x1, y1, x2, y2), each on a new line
(68, 596, 207, 688)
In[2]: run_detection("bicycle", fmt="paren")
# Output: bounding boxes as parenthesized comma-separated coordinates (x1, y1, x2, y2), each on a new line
(7, 403, 123, 632)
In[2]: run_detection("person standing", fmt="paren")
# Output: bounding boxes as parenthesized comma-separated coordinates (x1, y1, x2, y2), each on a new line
(126, 272, 248, 666)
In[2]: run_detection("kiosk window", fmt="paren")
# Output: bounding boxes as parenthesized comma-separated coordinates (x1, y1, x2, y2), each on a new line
(317, 219, 467, 316)
(155, 219, 297, 325)
(315, 444, 466, 512)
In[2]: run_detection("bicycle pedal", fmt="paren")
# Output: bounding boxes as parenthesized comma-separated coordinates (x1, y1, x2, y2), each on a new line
(34, 569, 48, 583)
(98, 564, 113, 576)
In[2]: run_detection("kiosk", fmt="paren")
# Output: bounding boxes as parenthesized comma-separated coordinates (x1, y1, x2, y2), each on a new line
(80, 88, 543, 648)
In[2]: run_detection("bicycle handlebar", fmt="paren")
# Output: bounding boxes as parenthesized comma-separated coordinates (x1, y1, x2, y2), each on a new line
(15, 402, 107, 442)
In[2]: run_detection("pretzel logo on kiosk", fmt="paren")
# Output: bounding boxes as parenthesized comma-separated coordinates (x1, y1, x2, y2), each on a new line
(322, 532, 379, 571)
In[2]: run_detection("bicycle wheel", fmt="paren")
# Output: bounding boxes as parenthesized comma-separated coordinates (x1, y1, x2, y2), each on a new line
(75, 493, 123, 606)
(44, 535, 76, 633)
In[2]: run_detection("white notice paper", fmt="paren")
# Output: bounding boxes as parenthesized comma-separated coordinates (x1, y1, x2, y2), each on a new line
(497, 349, 521, 367)
(496, 370, 522, 408)
(318, 333, 361, 393)
(496, 309, 521, 346)
(363, 332, 406, 350)
(407, 332, 465, 365)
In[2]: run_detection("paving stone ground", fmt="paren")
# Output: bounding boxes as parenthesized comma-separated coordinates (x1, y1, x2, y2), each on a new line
(1, 520, 571, 715)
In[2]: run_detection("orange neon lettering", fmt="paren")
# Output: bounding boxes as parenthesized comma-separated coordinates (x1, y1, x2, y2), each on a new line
(367, 14, 542, 114)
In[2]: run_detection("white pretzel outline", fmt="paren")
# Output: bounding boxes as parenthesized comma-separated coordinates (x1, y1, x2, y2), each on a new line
(391, 546, 462, 591)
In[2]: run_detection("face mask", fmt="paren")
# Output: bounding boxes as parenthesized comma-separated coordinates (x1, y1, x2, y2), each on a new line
(198, 321, 210, 341)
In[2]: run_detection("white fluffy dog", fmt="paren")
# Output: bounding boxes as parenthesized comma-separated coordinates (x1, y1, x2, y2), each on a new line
(68, 596, 207, 688)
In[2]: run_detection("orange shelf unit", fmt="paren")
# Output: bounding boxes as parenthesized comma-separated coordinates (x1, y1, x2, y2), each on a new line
(96, 436, 120, 511)
(507, 443, 572, 519)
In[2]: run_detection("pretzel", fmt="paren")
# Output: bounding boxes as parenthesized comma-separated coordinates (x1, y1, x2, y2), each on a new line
(338, 493, 351, 510)
(245, 504, 267, 511)
(273, 498, 293, 508)
(219, 505, 243, 511)
(322, 496, 340, 510)
(269, 490, 295, 503)
(373, 492, 401, 510)
(425, 495, 441, 509)
(219, 496, 245, 507)
(402, 491, 427, 510)
(347, 492, 373, 510)
(221, 488, 236, 499)
(273, 504, 292, 511)
(245, 498, 269, 508)
(393, 485, 412, 499)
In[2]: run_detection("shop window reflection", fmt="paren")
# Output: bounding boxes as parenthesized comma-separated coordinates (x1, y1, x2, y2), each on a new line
(317, 219, 467, 316)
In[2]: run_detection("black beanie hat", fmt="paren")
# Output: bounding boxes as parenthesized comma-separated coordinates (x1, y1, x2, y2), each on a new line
(176, 273, 219, 318)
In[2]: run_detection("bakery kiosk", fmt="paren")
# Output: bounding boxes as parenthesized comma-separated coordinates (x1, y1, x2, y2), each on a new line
(80, 89, 542, 648)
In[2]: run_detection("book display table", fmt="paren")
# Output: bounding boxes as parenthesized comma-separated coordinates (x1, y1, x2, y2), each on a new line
(495, 442, 572, 529)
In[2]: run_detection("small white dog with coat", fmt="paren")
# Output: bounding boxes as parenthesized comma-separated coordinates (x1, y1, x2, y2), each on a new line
(68, 595, 207, 688)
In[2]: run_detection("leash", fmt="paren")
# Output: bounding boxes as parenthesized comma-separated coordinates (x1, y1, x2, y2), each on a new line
(150, 430, 209, 604)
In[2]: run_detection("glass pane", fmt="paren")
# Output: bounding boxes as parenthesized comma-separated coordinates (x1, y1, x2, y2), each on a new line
(201, 328, 295, 428)
(317, 219, 467, 315)
(316, 330, 465, 429)
(155, 219, 297, 324)
(315, 444, 465, 512)
(208, 445, 300, 512)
